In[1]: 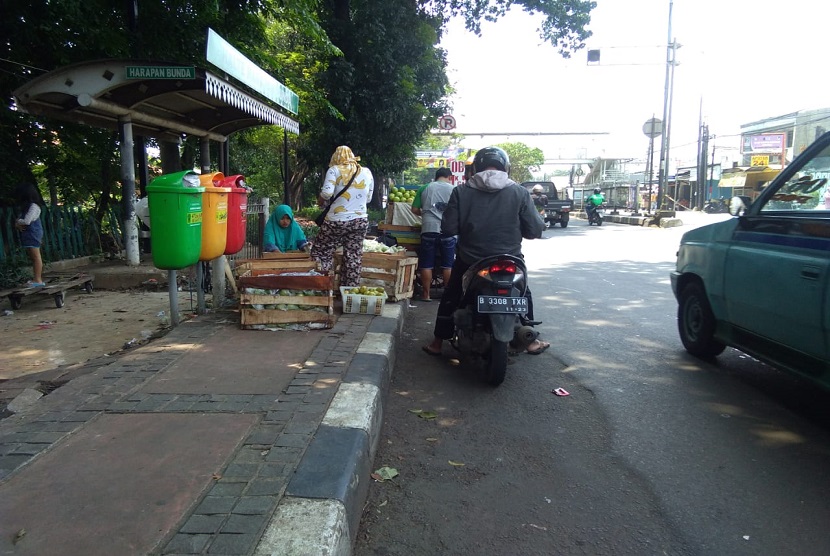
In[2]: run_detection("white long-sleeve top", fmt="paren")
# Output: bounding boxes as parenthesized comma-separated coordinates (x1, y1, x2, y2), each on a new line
(17, 203, 41, 225)
(320, 165, 374, 222)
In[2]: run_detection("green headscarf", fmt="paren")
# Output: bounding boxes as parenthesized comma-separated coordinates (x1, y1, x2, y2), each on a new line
(263, 205, 307, 252)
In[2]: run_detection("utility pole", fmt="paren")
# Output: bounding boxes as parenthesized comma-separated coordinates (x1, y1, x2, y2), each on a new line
(656, 0, 679, 214)
(709, 136, 717, 200)
(699, 125, 709, 209)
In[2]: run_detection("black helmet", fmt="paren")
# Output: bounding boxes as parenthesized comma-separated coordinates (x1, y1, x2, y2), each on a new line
(473, 147, 510, 174)
(593, 187, 601, 194)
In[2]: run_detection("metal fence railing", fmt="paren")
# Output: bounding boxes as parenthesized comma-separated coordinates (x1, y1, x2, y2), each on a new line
(2, 196, 270, 270)
(0, 205, 123, 265)
(227, 196, 269, 264)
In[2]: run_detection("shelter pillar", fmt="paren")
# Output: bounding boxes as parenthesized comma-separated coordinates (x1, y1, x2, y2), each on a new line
(119, 115, 140, 266)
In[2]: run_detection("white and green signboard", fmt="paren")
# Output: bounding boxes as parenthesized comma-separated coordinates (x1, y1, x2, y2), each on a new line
(206, 28, 299, 115)
(126, 66, 196, 79)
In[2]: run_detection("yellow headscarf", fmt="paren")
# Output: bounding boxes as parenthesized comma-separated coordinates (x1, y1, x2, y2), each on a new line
(329, 145, 361, 175)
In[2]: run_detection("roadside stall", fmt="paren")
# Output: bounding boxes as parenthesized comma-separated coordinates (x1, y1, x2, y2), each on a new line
(718, 166, 781, 201)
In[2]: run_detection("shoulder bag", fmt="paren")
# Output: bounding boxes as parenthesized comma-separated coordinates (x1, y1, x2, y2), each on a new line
(315, 169, 358, 227)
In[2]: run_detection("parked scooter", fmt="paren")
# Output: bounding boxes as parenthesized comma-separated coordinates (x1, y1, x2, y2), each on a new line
(586, 203, 604, 226)
(450, 254, 539, 386)
(703, 198, 729, 213)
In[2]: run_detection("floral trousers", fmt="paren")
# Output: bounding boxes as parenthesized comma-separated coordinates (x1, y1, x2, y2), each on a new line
(311, 218, 368, 287)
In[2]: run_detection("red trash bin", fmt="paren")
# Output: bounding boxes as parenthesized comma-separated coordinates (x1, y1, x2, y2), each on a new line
(219, 175, 250, 255)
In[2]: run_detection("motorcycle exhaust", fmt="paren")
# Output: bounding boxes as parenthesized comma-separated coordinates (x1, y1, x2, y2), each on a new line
(513, 325, 539, 347)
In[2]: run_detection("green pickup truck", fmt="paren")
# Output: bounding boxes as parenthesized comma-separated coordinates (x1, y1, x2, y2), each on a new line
(671, 131, 830, 390)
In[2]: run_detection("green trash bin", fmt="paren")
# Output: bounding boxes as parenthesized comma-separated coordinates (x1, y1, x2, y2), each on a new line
(146, 170, 205, 270)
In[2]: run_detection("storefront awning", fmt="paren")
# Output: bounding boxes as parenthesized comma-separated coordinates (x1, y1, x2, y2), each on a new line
(13, 59, 299, 143)
(718, 166, 780, 189)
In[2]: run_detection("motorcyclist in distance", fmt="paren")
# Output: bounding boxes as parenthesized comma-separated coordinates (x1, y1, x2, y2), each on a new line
(530, 184, 548, 220)
(585, 187, 605, 223)
(422, 146, 551, 357)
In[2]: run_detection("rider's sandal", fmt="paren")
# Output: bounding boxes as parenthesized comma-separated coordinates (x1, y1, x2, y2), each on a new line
(526, 341, 550, 355)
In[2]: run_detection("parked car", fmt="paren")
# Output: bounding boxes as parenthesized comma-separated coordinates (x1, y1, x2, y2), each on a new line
(671, 131, 830, 390)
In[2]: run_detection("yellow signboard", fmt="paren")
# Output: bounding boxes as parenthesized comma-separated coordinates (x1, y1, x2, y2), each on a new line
(751, 155, 770, 167)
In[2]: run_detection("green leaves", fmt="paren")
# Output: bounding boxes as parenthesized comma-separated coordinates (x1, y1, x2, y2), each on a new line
(371, 466, 399, 481)
(408, 408, 438, 419)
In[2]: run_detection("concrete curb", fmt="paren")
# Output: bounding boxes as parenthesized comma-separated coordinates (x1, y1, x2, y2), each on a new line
(579, 212, 684, 228)
(254, 302, 406, 556)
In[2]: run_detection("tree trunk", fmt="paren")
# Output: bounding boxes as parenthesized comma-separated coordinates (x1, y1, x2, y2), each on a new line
(159, 141, 182, 174)
(369, 171, 385, 211)
(333, 0, 350, 20)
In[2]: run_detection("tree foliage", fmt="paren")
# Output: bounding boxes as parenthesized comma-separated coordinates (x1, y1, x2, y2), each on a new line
(497, 142, 545, 183)
(0, 0, 595, 217)
(422, 0, 595, 56)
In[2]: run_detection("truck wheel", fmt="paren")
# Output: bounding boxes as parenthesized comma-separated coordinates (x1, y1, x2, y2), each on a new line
(678, 282, 725, 358)
(560, 218, 569, 228)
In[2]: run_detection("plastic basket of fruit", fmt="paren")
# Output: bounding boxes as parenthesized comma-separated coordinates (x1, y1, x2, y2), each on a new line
(340, 286, 388, 315)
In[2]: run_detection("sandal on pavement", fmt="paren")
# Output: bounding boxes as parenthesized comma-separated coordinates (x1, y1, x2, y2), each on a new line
(526, 341, 550, 355)
(26, 281, 46, 288)
(419, 298, 432, 302)
(421, 345, 442, 357)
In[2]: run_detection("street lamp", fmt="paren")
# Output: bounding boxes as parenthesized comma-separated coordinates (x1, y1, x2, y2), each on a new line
(656, 0, 680, 214)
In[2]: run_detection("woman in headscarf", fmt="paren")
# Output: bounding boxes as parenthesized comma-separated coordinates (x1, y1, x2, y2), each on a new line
(263, 204, 309, 253)
(311, 145, 375, 286)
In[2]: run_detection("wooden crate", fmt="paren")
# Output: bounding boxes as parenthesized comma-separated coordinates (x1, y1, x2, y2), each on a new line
(335, 251, 418, 301)
(260, 252, 312, 261)
(234, 258, 320, 280)
(378, 223, 421, 247)
(237, 262, 334, 329)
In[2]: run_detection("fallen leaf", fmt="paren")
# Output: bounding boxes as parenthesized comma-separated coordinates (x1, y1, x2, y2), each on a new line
(212, 473, 222, 480)
(418, 411, 437, 420)
(13, 528, 25, 544)
(372, 466, 399, 481)
(425, 437, 438, 442)
(448, 460, 465, 467)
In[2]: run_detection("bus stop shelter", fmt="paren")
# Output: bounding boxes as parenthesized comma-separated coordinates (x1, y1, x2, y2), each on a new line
(13, 57, 299, 267)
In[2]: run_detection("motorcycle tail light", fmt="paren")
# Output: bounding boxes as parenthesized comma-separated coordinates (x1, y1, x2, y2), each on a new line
(496, 288, 509, 294)
(489, 261, 516, 274)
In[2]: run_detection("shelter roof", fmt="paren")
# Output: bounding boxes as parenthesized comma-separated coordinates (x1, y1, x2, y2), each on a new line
(13, 59, 299, 142)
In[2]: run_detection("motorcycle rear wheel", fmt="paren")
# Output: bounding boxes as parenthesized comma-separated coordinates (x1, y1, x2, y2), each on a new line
(486, 341, 508, 386)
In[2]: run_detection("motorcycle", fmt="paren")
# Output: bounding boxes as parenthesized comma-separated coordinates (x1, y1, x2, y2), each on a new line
(450, 254, 539, 386)
(703, 198, 728, 213)
(586, 203, 603, 226)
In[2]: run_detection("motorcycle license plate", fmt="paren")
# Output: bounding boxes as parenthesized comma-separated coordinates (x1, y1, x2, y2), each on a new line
(477, 295, 528, 313)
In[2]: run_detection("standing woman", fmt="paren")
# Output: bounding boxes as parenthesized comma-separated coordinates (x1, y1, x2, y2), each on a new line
(311, 145, 374, 287)
(14, 182, 46, 287)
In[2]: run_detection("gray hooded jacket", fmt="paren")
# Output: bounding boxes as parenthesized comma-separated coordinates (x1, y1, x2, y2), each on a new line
(441, 170, 545, 265)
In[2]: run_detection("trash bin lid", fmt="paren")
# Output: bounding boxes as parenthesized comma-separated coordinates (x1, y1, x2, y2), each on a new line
(199, 171, 225, 187)
(218, 174, 250, 191)
(147, 170, 205, 193)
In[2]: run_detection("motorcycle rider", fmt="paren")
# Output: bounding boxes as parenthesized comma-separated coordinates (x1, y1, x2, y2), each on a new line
(422, 146, 551, 357)
(530, 184, 548, 221)
(585, 187, 604, 223)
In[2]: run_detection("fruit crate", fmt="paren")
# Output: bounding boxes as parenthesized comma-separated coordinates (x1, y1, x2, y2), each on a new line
(334, 251, 418, 301)
(236, 260, 334, 329)
(339, 286, 388, 315)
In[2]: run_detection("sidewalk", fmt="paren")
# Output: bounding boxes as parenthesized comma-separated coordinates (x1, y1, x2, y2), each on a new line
(0, 294, 406, 555)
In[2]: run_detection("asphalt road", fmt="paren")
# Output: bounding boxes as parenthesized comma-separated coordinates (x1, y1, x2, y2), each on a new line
(355, 213, 830, 556)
